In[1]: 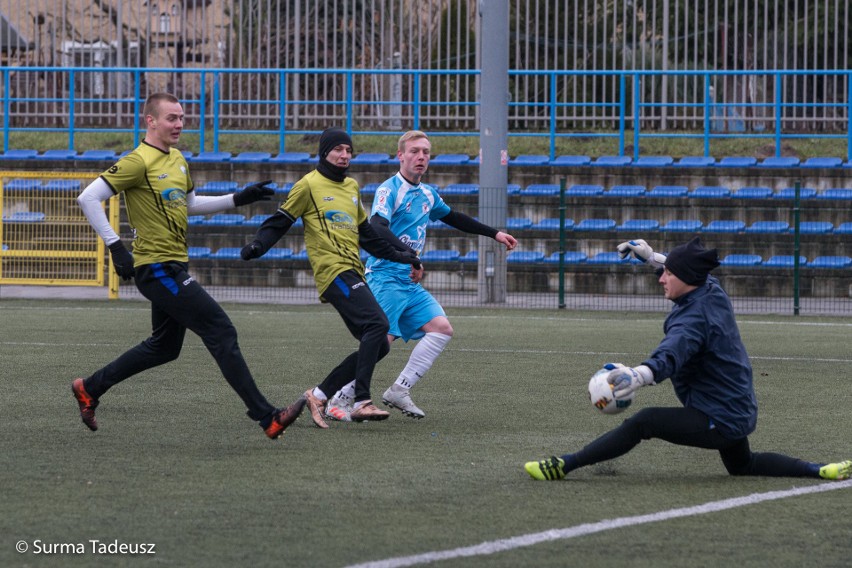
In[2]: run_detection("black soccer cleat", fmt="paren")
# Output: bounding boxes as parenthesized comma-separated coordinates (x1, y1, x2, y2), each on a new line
(71, 378, 99, 431)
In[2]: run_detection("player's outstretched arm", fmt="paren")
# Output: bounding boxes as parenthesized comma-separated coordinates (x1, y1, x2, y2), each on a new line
(241, 211, 294, 260)
(617, 239, 666, 269)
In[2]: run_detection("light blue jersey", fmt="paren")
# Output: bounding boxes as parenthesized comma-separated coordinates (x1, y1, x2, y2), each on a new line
(365, 173, 451, 280)
(365, 173, 450, 340)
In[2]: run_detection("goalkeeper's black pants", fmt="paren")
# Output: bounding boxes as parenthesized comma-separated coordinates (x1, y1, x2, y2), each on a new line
(572, 406, 818, 477)
(83, 261, 277, 422)
(316, 270, 391, 403)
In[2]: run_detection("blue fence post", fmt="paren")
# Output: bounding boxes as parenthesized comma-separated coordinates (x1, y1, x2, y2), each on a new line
(549, 71, 557, 161)
(703, 74, 711, 157)
(632, 74, 640, 161)
(2, 69, 8, 153)
(775, 73, 782, 157)
(211, 72, 219, 153)
(413, 73, 420, 130)
(68, 70, 76, 150)
(848, 74, 852, 160)
(133, 70, 141, 147)
(345, 71, 353, 135)
(618, 73, 625, 155)
(278, 71, 287, 154)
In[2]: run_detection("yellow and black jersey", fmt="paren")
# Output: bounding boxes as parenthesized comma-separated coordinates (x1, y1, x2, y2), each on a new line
(100, 142, 194, 265)
(280, 170, 366, 295)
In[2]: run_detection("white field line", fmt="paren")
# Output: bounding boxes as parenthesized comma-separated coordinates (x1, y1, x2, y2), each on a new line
(345, 480, 852, 568)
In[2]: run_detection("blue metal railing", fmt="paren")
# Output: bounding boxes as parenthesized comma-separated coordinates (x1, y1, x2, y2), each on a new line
(1, 66, 850, 159)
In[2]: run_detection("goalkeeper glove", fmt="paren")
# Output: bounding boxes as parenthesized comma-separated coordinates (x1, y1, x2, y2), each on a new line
(240, 240, 264, 260)
(617, 239, 666, 269)
(233, 180, 275, 206)
(107, 241, 135, 280)
(603, 363, 655, 399)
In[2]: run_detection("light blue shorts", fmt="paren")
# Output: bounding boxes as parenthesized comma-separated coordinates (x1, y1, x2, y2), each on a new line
(366, 272, 445, 341)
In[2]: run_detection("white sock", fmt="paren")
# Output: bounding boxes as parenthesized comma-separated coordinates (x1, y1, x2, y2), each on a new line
(338, 381, 356, 400)
(394, 332, 451, 390)
(311, 387, 328, 402)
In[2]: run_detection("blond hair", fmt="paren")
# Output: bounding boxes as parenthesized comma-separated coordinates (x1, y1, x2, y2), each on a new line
(398, 130, 429, 153)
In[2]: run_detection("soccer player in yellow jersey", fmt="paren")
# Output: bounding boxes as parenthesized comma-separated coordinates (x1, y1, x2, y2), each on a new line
(241, 127, 422, 428)
(72, 92, 306, 440)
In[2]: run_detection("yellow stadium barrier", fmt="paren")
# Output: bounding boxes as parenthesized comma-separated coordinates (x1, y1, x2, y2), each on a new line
(0, 171, 122, 299)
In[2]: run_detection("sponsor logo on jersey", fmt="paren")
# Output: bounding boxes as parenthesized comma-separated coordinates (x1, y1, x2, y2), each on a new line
(352, 281, 365, 290)
(325, 210, 356, 230)
(161, 188, 187, 208)
(158, 173, 168, 180)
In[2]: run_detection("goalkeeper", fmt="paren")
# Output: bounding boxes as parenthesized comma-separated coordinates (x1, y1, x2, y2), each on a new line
(525, 237, 850, 481)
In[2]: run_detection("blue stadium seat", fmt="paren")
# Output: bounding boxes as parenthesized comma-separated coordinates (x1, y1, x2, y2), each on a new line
(660, 219, 703, 232)
(507, 184, 521, 195)
(430, 154, 470, 165)
(633, 155, 673, 167)
(593, 155, 632, 167)
(77, 149, 117, 161)
(717, 156, 757, 167)
(616, 219, 659, 232)
(522, 184, 560, 196)
(574, 218, 617, 231)
(834, 222, 852, 234)
(543, 251, 587, 264)
(426, 219, 448, 230)
(360, 182, 380, 196)
(292, 250, 310, 261)
(5, 178, 42, 190)
(587, 251, 628, 264)
(732, 186, 773, 199)
(192, 151, 232, 162)
(607, 185, 646, 197)
(460, 250, 478, 263)
(550, 155, 591, 166)
(197, 181, 239, 194)
(702, 220, 745, 233)
(276, 182, 294, 195)
(180, 150, 194, 160)
(649, 185, 688, 198)
(44, 179, 81, 191)
(351, 153, 390, 164)
(721, 254, 763, 266)
(773, 187, 816, 199)
(421, 249, 461, 262)
(209, 248, 244, 259)
(566, 184, 604, 196)
(201, 214, 245, 226)
(801, 157, 842, 168)
(745, 221, 790, 233)
(441, 183, 479, 195)
(245, 214, 268, 226)
(187, 246, 211, 259)
(187, 215, 205, 225)
(270, 152, 312, 163)
(234, 152, 271, 162)
(531, 218, 574, 231)
(689, 186, 731, 198)
(764, 255, 807, 268)
(759, 156, 800, 168)
(674, 156, 715, 167)
(37, 149, 78, 160)
(509, 154, 549, 166)
(0, 149, 38, 159)
(816, 188, 852, 200)
(808, 256, 852, 269)
(263, 248, 293, 260)
(3, 211, 45, 222)
(507, 251, 545, 263)
(798, 221, 834, 234)
(506, 217, 533, 230)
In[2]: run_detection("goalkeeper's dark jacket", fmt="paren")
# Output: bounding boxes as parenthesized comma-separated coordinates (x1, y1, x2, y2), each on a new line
(641, 276, 758, 440)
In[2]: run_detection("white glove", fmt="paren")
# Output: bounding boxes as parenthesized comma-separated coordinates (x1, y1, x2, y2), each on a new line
(617, 239, 666, 269)
(603, 363, 655, 399)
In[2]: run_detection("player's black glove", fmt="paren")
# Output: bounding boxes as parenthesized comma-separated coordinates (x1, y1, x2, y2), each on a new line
(396, 249, 422, 270)
(241, 240, 264, 260)
(108, 241, 135, 280)
(233, 180, 275, 206)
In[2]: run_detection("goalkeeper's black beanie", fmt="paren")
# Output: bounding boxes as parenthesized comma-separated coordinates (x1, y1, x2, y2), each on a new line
(664, 237, 720, 285)
(318, 127, 353, 161)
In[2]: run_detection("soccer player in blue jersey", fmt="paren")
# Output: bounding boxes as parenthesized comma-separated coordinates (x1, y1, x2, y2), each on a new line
(524, 237, 851, 482)
(325, 130, 517, 421)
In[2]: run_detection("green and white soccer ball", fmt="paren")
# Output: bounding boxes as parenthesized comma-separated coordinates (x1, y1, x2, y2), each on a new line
(588, 367, 635, 415)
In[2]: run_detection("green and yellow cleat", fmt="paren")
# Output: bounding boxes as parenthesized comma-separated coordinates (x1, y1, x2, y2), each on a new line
(819, 460, 852, 481)
(525, 456, 566, 481)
